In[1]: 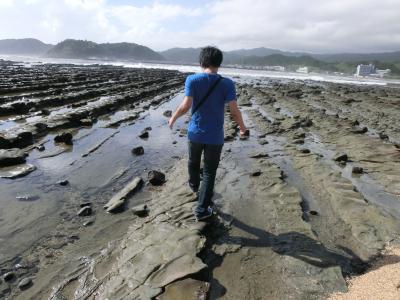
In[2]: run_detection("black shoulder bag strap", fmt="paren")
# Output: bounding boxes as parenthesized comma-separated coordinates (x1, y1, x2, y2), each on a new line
(192, 75, 223, 114)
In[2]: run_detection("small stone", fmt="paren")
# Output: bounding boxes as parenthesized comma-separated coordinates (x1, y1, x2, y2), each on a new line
(352, 166, 364, 174)
(300, 118, 313, 127)
(132, 204, 149, 217)
(18, 278, 32, 290)
(83, 220, 94, 226)
(139, 130, 149, 139)
(259, 139, 268, 145)
(172, 141, 177, 144)
(54, 132, 73, 145)
(163, 110, 172, 117)
(16, 195, 39, 201)
(58, 179, 69, 186)
(300, 148, 311, 154)
(145, 126, 152, 131)
(41, 109, 50, 115)
(148, 170, 165, 186)
(0, 148, 27, 167)
(80, 119, 93, 126)
(132, 146, 144, 155)
(334, 153, 348, 162)
(3, 272, 16, 282)
(293, 139, 304, 144)
(78, 206, 92, 216)
(293, 132, 306, 139)
(251, 170, 262, 177)
(249, 151, 269, 158)
(179, 128, 188, 135)
(309, 210, 318, 216)
(352, 127, 368, 134)
(34, 122, 48, 132)
(36, 145, 45, 152)
(379, 132, 389, 140)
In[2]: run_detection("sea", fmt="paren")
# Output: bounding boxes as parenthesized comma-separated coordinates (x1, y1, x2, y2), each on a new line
(1, 54, 400, 86)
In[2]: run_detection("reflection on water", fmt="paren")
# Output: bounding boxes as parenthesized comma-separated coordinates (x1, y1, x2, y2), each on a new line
(0, 92, 187, 263)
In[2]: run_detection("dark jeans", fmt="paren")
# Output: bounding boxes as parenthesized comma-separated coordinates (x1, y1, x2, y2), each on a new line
(188, 141, 223, 215)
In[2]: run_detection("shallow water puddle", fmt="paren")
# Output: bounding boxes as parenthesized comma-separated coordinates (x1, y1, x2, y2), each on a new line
(0, 91, 188, 265)
(242, 103, 322, 215)
(304, 131, 400, 218)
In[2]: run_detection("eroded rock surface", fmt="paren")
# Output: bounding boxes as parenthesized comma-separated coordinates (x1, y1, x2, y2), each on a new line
(49, 161, 208, 300)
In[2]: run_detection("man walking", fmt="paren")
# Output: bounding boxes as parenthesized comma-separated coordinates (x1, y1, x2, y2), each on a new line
(168, 46, 247, 221)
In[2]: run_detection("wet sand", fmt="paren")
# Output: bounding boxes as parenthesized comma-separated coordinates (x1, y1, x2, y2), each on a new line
(1, 60, 400, 299)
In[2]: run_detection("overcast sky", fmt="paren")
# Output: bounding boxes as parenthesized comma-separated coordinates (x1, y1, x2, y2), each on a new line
(0, 0, 399, 53)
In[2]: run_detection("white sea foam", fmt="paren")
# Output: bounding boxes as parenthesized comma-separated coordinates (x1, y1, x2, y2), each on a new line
(2, 54, 399, 86)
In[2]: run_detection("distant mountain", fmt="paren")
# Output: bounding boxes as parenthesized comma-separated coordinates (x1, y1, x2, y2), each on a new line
(241, 54, 328, 67)
(46, 39, 164, 61)
(314, 52, 400, 63)
(228, 47, 307, 57)
(1, 38, 399, 75)
(159, 47, 260, 64)
(160, 46, 400, 64)
(0, 38, 53, 55)
(159, 47, 201, 63)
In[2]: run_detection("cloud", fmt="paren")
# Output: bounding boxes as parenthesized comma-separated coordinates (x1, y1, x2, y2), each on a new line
(0, 0, 399, 52)
(199, 0, 400, 52)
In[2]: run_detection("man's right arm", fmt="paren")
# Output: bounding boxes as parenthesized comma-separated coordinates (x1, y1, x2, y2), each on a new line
(229, 101, 247, 135)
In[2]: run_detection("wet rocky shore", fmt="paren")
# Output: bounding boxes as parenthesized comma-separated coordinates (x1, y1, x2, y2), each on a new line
(0, 59, 400, 299)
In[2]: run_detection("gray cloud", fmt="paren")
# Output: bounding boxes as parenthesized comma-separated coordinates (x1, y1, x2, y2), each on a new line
(0, 0, 399, 52)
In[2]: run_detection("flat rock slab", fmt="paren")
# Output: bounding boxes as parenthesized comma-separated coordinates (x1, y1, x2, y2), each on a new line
(146, 254, 207, 288)
(0, 148, 27, 166)
(248, 151, 269, 158)
(0, 163, 36, 179)
(49, 160, 207, 300)
(157, 278, 210, 300)
(104, 176, 143, 212)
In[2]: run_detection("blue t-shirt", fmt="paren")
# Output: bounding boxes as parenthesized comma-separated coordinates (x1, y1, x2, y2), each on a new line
(185, 73, 236, 145)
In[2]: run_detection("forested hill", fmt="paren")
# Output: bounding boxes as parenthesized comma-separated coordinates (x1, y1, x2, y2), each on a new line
(46, 39, 164, 61)
(0, 38, 53, 55)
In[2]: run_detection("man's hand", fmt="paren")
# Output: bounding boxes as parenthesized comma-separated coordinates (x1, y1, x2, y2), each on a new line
(168, 96, 192, 130)
(168, 117, 175, 129)
(240, 128, 249, 136)
(229, 101, 247, 136)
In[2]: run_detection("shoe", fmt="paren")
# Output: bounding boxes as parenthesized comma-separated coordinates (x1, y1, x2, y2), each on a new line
(195, 207, 214, 221)
(188, 182, 198, 193)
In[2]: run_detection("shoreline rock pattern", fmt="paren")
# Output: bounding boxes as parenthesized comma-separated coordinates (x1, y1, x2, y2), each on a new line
(0, 61, 189, 299)
(1, 64, 400, 299)
(0, 61, 186, 150)
(48, 160, 209, 300)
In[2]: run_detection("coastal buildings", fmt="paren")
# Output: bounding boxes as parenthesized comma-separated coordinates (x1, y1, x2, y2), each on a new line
(356, 64, 375, 76)
(355, 63, 391, 77)
(296, 66, 309, 73)
(374, 69, 391, 77)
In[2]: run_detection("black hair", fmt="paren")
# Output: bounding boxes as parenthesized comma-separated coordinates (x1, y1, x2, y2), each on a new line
(199, 46, 223, 68)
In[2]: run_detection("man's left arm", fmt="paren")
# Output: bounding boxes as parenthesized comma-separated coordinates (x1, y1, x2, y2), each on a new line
(168, 96, 193, 129)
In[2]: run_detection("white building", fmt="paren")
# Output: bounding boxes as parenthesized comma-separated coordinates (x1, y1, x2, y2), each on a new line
(356, 64, 375, 76)
(374, 69, 391, 78)
(296, 66, 309, 73)
(262, 65, 285, 72)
